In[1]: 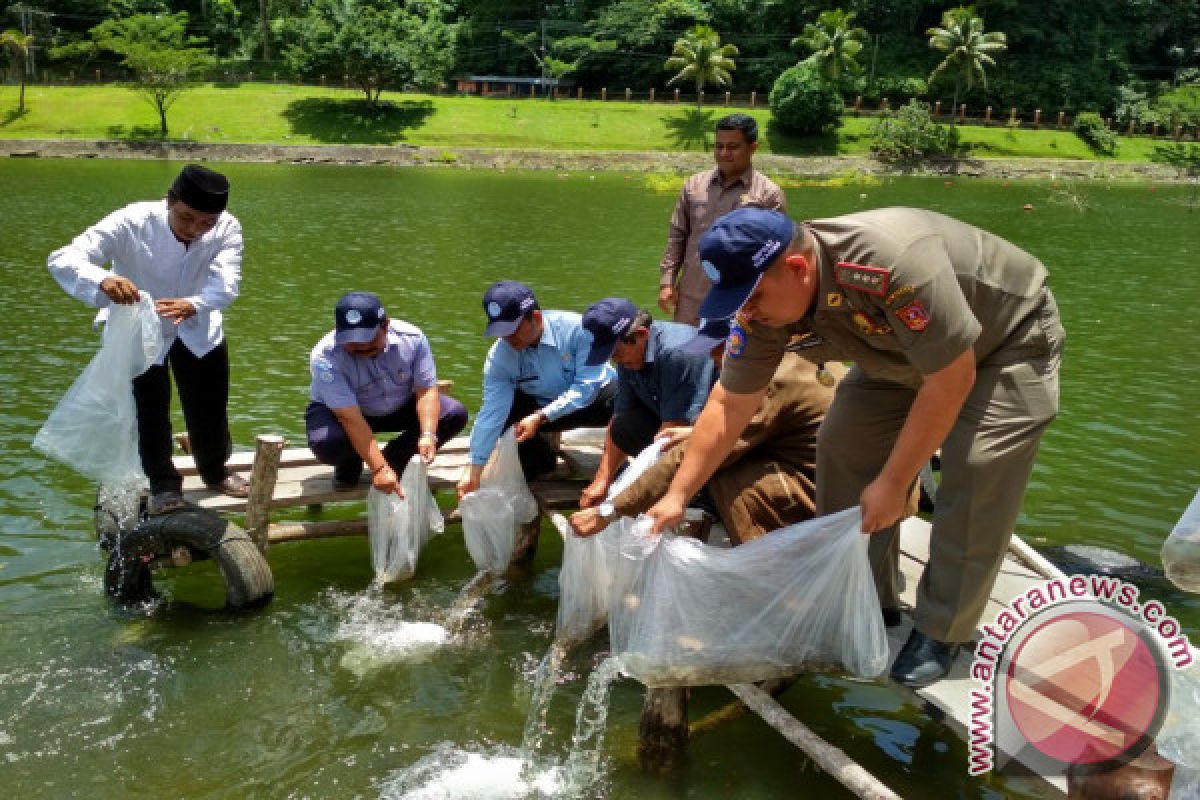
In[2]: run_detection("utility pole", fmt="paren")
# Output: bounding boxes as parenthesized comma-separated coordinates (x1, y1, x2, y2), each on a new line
(539, 18, 548, 97)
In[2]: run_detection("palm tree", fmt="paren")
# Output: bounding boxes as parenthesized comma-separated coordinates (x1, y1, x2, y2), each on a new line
(664, 25, 737, 108)
(1, 30, 34, 113)
(927, 6, 1006, 121)
(791, 9, 867, 88)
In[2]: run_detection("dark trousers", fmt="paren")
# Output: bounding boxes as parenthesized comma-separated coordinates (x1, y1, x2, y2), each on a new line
(506, 382, 617, 480)
(132, 338, 233, 494)
(305, 395, 469, 483)
(609, 404, 661, 457)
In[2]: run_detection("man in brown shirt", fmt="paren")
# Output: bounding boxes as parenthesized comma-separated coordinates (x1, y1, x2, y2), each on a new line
(646, 207, 1064, 689)
(658, 114, 786, 326)
(570, 352, 843, 543)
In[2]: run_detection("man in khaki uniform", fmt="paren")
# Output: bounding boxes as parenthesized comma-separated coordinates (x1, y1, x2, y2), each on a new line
(659, 114, 786, 326)
(570, 352, 843, 543)
(646, 207, 1064, 688)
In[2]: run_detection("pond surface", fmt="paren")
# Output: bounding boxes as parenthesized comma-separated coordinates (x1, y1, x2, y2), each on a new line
(1, 160, 1198, 798)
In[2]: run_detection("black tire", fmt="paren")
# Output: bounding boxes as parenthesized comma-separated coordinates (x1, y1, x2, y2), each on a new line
(103, 508, 273, 609)
(211, 529, 274, 608)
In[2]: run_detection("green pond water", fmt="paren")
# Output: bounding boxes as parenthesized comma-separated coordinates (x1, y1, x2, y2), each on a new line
(1, 159, 1198, 799)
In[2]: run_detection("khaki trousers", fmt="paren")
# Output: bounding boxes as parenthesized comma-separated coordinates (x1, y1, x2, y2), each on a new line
(816, 297, 1063, 643)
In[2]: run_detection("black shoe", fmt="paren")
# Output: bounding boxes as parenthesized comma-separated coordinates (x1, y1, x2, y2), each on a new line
(882, 607, 904, 628)
(889, 629, 960, 688)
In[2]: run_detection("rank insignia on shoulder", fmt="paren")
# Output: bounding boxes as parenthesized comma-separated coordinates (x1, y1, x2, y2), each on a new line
(826, 292, 843, 308)
(896, 300, 931, 332)
(835, 262, 891, 297)
(727, 322, 747, 359)
(851, 311, 891, 336)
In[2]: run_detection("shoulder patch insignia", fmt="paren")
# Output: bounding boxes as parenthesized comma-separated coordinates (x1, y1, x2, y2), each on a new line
(826, 292, 843, 308)
(726, 322, 747, 359)
(835, 262, 890, 297)
(885, 285, 915, 306)
(896, 300, 931, 332)
(851, 311, 892, 336)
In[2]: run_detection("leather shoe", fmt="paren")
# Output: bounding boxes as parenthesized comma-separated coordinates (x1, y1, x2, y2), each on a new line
(206, 472, 250, 498)
(889, 628, 960, 688)
(882, 607, 904, 628)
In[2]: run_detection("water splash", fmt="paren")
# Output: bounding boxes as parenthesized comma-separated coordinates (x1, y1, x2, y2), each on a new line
(332, 586, 450, 676)
(379, 742, 565, 799)
(519, 642, 568, 767)
(562, 656, 622, 794)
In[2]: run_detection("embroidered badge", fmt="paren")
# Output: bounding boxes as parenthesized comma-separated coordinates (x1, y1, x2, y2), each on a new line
(835, 262, 890, 297)
(727, 323, 747, 359)
(315, 358, 336, 384)
(896, 300, 931, 332)
(826, 292, 843, 308)
(885, 285, 915, 306)
(345, 309, 362, 325)
(487, 301, 502, 318)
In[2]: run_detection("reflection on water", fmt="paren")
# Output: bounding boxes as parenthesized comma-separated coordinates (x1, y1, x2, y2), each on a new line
(1, 160, 1197, 798)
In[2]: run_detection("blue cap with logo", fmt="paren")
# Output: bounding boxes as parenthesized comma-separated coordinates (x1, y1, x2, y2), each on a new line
(697, 208, 794, 320)
(335, 291, 387, 344)
(482, 280, 539, 337)
(581, 297, 638, 366)
(679, 317, 732, 355)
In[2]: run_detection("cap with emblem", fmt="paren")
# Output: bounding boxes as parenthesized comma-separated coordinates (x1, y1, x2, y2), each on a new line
(334, 291, 387, 344)
(697, 207, 794, 320)
(581, 297, 638, 366)
(482, 280, 539, 337)
(680, 317, 732, 355)
(170, 164, 230, 214)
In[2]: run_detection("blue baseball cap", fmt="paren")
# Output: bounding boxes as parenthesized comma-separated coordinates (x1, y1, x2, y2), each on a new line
(697, 208, 794, 320)
(581, 297, 638, 366)
(482, 281, 539, 337)
(335, 291, 387, 344)
(679, 317, 732, 355)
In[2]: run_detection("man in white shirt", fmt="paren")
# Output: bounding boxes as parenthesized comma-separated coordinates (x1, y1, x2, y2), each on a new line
(48, 165, 248, 514)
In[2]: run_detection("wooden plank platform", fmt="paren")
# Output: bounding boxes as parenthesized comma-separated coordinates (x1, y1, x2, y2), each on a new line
(886, 517, 1066, 795)
(179, 431, 605, 514)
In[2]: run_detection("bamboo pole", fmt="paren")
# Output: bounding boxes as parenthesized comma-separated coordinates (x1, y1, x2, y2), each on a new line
(245, 434, 285, 551)
(726, 683, 902, 800)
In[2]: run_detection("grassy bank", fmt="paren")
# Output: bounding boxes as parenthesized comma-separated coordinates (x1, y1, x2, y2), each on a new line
(0, 83, 1193, 164)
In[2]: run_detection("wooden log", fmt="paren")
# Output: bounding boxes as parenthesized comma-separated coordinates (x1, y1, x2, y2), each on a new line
(267, 518, 367, 543)
(726, 683, 902, 800)
(245, 434, 286, 551)
(689, 676, 797, 738)
(511, 514, 542, 565)
(638, 687, 688, 772)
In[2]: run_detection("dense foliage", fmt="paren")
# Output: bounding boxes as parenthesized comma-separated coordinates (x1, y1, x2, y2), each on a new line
(869, 98, 957, 162)
(769, 61, 842, 134)
(4, 0, 1199, 115)
(1071, 111, 1118, 156)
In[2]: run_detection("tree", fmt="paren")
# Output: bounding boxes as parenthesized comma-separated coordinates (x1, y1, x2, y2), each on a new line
(284, 0, 457, 108)
(791, 9, 867, 89)
(927, 6, 1006, 119)
(85, 14, 211, 137)
(664, 25, 738, 107)
(501, 29, 615, 98)
(769, 61, 843, 134)
(1, 30, 34, 113)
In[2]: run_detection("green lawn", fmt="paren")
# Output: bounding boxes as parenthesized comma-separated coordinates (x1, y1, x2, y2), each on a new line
(0, 82, 1193, 165)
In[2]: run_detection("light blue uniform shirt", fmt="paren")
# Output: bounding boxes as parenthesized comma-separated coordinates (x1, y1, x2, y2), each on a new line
(309, 320, 438, 416)
(468, 310, 615, 465)
(615, 321, 715, 424)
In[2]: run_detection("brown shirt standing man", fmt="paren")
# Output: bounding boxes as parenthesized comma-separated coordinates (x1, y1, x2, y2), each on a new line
(658, 114, 786, 326)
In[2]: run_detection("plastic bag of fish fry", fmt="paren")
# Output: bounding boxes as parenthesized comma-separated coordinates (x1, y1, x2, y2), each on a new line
(609, 508, 888, 687)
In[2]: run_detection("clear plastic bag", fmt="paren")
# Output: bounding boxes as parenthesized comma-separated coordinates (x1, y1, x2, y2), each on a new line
(460, 429, 538, 574)
(557, 439, 668, 643)
(1162, 489, 1200, 593)
(609, 508, 888, 687)
(33, 292, 164, 487)
(367, 456, 445, 584)
(1158, 663, 1200, 772)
